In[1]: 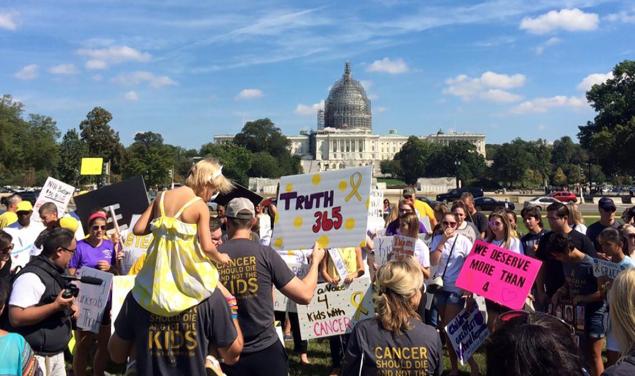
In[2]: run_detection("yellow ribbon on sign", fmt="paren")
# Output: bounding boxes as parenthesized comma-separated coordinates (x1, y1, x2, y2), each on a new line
(351, 290, 369, 320)
(345, 172, 363, 202)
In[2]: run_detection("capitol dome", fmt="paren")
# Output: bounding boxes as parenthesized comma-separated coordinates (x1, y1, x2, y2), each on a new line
(324, 63, 372, 131)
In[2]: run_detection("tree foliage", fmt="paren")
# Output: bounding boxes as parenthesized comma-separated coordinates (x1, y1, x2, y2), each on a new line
(123, 132, 173, 187)
(79, 107, 125, 174)
(200, 143, 253, 185)
(58, 129, 87, 186)
(578, 60, 635, 175)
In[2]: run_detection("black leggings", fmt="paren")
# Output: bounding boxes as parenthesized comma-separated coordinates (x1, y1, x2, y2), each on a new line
(274, 311, 308, 354)
(222, 340, 288, 376)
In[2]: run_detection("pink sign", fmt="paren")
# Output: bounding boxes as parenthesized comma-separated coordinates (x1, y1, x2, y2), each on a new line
(455, 239, 542, 310)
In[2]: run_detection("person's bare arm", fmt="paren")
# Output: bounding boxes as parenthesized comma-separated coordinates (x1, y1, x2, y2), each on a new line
(196, 202, 230, 264)
(280, 245, 326, 304)
(345, 247, 365, 283)
(108, 333, 133, 364)
(133, 197, 157, 236)
(9, 291, 73, 327)
(217, 317, 243, 365)
(421, 266, 431, 280)
(320, 255, 336, 284)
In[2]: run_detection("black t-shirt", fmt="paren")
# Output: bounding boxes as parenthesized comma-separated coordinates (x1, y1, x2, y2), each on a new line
(536, 230, 597, 296)
(218, 238, 295, 353)
(520, 229, 545, 257)
(586, 221, 621, 251)
(466, 210, 488, 235)
(342, 318, 443, 376)
(114, 290, 237, 376)
(603, 355, 635, 376)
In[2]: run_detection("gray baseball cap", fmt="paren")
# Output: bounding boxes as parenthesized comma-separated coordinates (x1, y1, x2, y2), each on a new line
(226, 197, 255, 219)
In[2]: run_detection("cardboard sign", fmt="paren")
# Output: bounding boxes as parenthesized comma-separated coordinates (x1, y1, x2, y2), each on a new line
(392, 235, 415, 260)
(297, 277, 374, 340)
(80, 157, 103, 175)
(110, 275, 136, 334)
(373, 236, 394, 266)
(445, 303, 489, 365)
(272, 166, 372, 250)
(455, 239, 542, 310)
(368, 189, 384, 218)
(328, 248, 350, 285)
(76, 267, 113, 333)
(592, 258, 632, 280)
(274, 250, 310, 312)
(31, 177, 75, 223)
(74, 176, 149, 233)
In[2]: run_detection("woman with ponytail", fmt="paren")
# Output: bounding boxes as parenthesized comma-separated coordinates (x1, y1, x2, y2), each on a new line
(341, 258, 442, 375)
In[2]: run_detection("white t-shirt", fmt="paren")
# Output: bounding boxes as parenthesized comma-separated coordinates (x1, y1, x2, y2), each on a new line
(491, 237, 522, 254)
(573, 223, 588, 236)
(430, 233, 473, 293)
(413, 238, 430, 268)
(4, 222, 45, 271)
(8, 272, 46, 308)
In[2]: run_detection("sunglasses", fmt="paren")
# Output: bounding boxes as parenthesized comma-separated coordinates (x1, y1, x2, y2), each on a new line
(494, 310, 575, 336)
(91, 225, 106, 231)
(60, 246, 77, 254)
(489, 221, 504, 227)
(442, 221, 457, 227)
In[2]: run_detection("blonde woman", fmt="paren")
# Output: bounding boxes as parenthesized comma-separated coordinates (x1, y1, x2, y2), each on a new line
(341, 258, 442, 376)
(486, 210, 521, 253)
(132, 158, 234, 317)
(567, 202, 587, 235)
(604, 269, 635, 375)
(398, 212, 431, 279)
(621, 224, 635, 257)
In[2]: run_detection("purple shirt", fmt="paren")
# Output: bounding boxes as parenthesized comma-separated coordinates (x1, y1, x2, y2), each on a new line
(69, 239, 116, 270)
(385, 219, 427, 236)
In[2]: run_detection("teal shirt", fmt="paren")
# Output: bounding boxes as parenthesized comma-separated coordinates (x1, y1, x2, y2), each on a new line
(0, 332, 35, 376)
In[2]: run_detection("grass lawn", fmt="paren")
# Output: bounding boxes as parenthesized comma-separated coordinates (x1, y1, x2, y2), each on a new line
(377, 177, 406, 188)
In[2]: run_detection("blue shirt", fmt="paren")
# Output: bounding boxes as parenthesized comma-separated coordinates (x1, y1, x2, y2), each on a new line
(0, 332, 36, 376)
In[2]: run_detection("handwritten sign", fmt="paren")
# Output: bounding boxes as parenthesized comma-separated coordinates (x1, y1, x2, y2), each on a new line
(445, 303, 489, 365)
(297, 277, 374, 340)
(110, 275, 135, 334)
(373, 236, 394, 266)
(392, 235, 415, 260)
(328, 248, 349, 285)
(80, 157, 103, 175)
(31, 177, 75, 223)
(272, 166, 372, 250)
(592, 258, 632, 280)
(274, 250, 310, 312)
(455, 240, 542, 310)
(76, 267, 113, 333)
(368, 189, 384, 218)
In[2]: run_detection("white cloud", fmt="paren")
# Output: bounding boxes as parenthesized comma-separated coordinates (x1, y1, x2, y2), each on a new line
(511, 96, 586, 114)
(236, 88, 263, 100)
(77, 45, 151, 69)
(48, 64, 78, 75)
(124, 91, 139, 101)
(295, 100, 324, 115)
(113, 71, 177, 88)
(85, 60, 108, 70)
(444, 71, 525, 102)
(520, 8, 599, 34)
(535, 37, 561, 55)
(14, 64, 38, 80)
(605, 10, 635, 23)
(577, 72, 613, 92)
(367, 57, 409, 74)
(376, 106, 387, 113)
(0, 12, 18, 30)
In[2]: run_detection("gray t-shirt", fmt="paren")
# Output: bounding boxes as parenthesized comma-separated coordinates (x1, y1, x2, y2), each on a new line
(218, 239, 295, 353)
(603, 355, 635, 376)
(342, 317, 443, 376)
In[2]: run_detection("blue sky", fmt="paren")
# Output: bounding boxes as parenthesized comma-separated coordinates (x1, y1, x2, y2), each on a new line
(2, 0, 634, 148)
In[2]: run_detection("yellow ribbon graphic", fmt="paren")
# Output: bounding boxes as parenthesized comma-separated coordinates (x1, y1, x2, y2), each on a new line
(351, 291, 369, 320)
(345, 172, 363, 202)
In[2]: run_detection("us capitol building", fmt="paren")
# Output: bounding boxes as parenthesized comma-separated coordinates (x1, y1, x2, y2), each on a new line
(214, 63, 486, 174)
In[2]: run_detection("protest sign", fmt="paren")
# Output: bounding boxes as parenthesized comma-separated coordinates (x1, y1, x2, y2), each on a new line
(455, 239, 542, 310)
(392, 235, 415, 260)
(76, 267, 113, 333)
(368, 189, 384, 218)
(80, 157, 103, 175)
(328, 248, 350, 285)
(212, 183, 264, 208)
(548, 300, 585, 333)
(110, 275, 135, 334)
(31, 177, 75, 223)
(274, 250, 310, 312)
(272, 166, 372, 250)
(445, 303, 489, 365)
(74, 176, 148, 233)
(373, 236, 394, 266)
(119, 215, 153, 275)
(297, 277, 374, 340)
(592, 258, 632, 280)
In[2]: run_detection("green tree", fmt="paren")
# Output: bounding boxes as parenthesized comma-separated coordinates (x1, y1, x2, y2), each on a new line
(553, 167, 567, 186)
(58, 129, 87, 185)
(199, 143, 253, 185)
(79, 107, 125, 174)
(425, 141, 487, 184)
(123, 132, 173, 187)
(248, 152, 280, 178)
(491, 140, 533, 187)
(578, 60, 635, 175)
(394, 137, 436, 184)
(380, 160, 402, 178)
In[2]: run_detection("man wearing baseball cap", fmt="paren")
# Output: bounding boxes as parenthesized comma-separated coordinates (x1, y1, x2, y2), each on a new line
(218, 197, 326, 376)
(402, 187, 437, 230)
(586, 197, 621, 252)
(3, 201, 45, 270)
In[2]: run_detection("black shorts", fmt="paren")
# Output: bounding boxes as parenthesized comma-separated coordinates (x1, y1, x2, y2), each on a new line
(222, 340, 288, 376)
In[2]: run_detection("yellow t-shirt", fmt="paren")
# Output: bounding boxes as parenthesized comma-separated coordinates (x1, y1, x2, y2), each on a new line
(0, 211, 17, 228)
(327, 247, 358, 279)
(413, 199, 435, 222)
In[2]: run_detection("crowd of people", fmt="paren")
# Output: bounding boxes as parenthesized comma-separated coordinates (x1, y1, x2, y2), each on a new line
(0, 161, 634, 376)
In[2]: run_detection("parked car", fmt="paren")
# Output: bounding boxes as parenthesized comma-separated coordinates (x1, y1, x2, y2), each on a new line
(436, 187, 484, 202)
(474, 196, 515, 211)
(12, 190, 41, 205)
(524, 196, 562, 211)
(550, 191, 577, 203)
